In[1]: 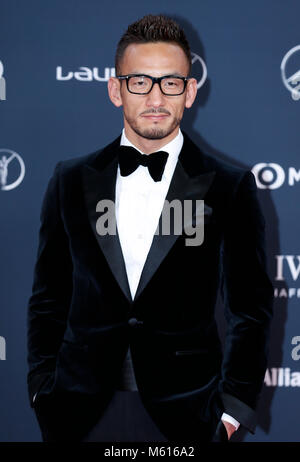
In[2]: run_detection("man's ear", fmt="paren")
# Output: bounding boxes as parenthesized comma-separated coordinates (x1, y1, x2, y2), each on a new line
(108, 77, 123, 107)
(185, 78, 198, 109)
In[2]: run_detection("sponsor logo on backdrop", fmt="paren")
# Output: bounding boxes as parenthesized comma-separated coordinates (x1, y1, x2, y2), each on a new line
(281, 45, 300, 101)
(274, 255, 300, 298)
(0, 60, 6, 101)
(264, 368, 300, 387)
(56, 51, 208, 89)
(56, 66, 116, 81)
(252, 163, 300, 189)
(0, 336, 6, 360)
(191, 52, 207, 89)
(0, 149, 25, 191)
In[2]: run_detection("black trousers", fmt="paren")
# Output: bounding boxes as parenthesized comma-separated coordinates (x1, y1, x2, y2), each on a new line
(35, 389, 227, 442)
(82, 390, 169, 442)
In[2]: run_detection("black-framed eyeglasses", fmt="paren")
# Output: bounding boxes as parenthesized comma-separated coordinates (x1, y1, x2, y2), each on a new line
(116, 74, 189, 96)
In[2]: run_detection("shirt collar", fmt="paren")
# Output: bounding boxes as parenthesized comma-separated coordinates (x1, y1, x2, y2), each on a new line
(120, 128, 183, 182)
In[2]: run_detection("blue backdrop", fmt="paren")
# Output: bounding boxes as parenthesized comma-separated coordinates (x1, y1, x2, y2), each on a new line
(0, 0, 299, 442)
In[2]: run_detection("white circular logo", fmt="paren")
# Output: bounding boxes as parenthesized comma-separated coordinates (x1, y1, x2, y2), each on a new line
(252, 163, 285, 189)
(280, 45, 300, 101)
(0, 61, 3, 80)
(0, 149, 25, 191)
(191, 52, 207, 89)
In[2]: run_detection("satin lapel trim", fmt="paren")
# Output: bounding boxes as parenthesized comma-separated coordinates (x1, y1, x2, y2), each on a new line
(133, 160, 216, 302)
(82, 159, 132, 303)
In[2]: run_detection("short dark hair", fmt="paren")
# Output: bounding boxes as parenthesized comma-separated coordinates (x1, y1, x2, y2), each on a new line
(115, 15, 192, 75)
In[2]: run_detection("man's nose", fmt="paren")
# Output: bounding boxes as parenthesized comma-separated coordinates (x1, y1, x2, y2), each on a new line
(146, 82, 165, 107)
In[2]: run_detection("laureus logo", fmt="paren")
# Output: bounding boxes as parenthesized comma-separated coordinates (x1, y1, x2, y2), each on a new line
(56, 52, 208, 88)
(280, 45, 300, 101)
(56, 66, 116, 81)
(0, 149, 25, 191)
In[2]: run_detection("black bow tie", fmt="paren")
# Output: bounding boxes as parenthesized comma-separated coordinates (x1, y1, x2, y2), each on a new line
(118, 145, 169, 182)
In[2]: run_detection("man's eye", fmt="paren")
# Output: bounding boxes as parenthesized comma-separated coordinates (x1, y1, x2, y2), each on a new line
(164, 80, 178, 87)
(131, 78, 147, 86)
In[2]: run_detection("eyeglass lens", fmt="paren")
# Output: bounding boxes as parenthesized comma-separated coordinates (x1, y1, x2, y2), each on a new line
(127, 76, 185, 95)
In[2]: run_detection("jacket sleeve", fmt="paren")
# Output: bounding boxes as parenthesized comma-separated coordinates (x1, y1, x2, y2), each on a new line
(27, 162, 73, 405)
(218, 170, 274, 433)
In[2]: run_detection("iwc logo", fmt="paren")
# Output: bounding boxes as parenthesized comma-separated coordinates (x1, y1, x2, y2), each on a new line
(281, 45, 300, 101)
(0, 149, 25, 191)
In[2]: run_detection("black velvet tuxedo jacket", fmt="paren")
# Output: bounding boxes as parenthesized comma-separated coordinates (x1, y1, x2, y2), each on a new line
(27, 132, 273, 442)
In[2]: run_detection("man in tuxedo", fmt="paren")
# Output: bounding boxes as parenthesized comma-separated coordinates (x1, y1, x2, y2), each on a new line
(27, 14, 273, 442)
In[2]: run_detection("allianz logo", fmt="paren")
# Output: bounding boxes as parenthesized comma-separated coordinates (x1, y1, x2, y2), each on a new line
(56, 66, 116, 81)
(264, 368, 300, 387)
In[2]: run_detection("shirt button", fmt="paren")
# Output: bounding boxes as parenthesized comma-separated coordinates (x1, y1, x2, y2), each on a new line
(137, 234, 143, 239)
(128, 318, 144, 328)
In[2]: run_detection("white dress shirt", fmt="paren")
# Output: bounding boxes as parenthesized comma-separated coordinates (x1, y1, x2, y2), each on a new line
(115, 128, 240, 431)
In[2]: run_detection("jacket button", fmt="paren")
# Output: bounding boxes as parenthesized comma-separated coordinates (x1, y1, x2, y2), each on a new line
(128, 317, 143, 327)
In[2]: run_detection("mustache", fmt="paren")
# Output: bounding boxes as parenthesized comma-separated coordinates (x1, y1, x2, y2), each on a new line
(140, 108, 171, 116)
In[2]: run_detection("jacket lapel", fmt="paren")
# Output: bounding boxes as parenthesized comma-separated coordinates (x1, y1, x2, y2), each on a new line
(82, 137, 132, 303)
(133, 134, 216, 301)
(81, 133, 216, 305)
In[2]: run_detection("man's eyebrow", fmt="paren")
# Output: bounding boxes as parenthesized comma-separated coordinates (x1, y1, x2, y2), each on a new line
(122, 71, 186, 76)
